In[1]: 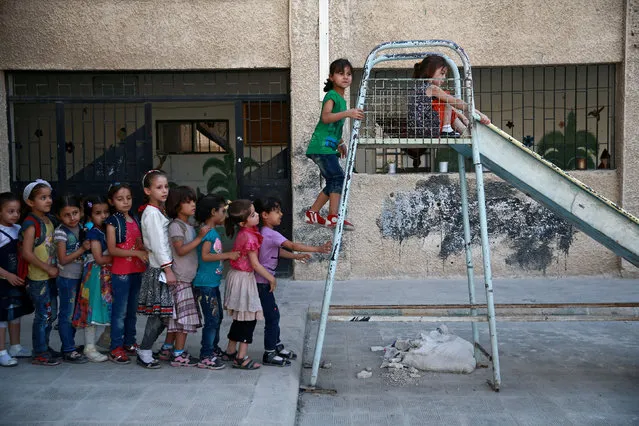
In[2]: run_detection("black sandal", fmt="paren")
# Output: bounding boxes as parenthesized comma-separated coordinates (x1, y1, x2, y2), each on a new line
(262, 351, 291, 367)
(220, 350, 237, 362)
(136, 357, 161, 369)
(275, 344, 297, 360)
(232, 355, 261, 370)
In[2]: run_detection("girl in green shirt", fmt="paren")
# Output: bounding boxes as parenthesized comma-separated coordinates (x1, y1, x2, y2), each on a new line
(305, 58, 364, 229)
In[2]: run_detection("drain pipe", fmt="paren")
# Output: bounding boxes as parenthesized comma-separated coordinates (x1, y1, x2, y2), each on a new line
(319, 0, 329, 100)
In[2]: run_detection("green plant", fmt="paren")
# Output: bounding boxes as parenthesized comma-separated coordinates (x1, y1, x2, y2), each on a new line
(536, 111, 598, 169)
(202, 148, 259, 199)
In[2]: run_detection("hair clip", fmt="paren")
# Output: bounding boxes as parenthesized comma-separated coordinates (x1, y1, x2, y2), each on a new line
(86, 201, 93, 208)
(108, 182, 122, 191)
(142, 169, 163, 186)
(23, 179, 52, 202)
(223, 200, 232, 211)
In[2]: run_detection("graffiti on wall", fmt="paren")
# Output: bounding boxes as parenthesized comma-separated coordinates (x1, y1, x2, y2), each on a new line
(378, 175, 575, 272)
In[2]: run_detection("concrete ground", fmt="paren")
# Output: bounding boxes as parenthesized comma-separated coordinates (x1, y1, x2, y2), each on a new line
(1, 277, 638, 425)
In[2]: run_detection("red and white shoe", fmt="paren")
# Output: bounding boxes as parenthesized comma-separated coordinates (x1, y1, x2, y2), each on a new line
(326, 214, 354, 230)
(305, 210, 326, 226)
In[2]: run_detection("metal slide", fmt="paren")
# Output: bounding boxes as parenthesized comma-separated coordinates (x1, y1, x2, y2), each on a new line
(453, 122, 639, 267)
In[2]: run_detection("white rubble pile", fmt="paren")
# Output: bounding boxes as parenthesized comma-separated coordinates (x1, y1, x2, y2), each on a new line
(372, 325, 476, 374)
(357, 369, 373, 379)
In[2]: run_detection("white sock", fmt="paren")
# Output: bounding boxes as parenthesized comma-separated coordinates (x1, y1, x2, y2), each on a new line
(138, 349, 154, 363)
(0, 350, 7, 356)
(442, 125, 454, 132)
(9, 344, 22, 353)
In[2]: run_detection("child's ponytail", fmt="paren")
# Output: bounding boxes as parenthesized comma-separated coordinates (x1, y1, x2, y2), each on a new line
(224, 199, 253, 237)
(323, 78, 334, 93)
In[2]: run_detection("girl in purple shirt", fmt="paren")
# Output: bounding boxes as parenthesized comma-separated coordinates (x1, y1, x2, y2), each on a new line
(254, 197, 330, 366)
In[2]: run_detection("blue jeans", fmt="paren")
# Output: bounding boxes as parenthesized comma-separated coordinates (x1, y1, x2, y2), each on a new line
(57, 276, 81, 353)
(110, 273, 142, 350)
(26, 279, 58, 355)
(307, 154, 345, 196)
(257, 283, 280, 351)
(196, 286, 223, 358)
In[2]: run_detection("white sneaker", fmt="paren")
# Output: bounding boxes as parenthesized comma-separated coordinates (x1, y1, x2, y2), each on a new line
(84, 348, 108, 363)
(8, 345, 32, 358)
(0, 351, 18, 367)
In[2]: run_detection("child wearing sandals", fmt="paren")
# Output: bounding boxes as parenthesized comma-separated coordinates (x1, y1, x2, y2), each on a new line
(192, 194, 239, 370)
(54, 194, 92, 364)
(136, 170, 175, 369)
(254, 197, 331, 366)
(105, 182, 148, 364)
(21, 179, 61, 366)
(0, 192, 34, 367)
(72, 195, 112, 362)
(159, 185, 206, 367)
(222, 199, 273, 370)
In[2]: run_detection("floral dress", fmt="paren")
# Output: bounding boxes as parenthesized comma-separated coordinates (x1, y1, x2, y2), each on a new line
(72, 227, 112, 327)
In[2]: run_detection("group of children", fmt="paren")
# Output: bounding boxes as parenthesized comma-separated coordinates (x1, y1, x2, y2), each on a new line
(0, 171, 330, 370)
(1, 55, 489, 370)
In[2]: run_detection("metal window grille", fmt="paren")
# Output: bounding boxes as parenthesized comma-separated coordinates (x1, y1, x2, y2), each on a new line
(9, 70, 289, 98)
(351, 64, 616, 173)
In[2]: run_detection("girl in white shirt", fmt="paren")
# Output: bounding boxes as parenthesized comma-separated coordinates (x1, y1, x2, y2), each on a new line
(136, 170, 175, 369)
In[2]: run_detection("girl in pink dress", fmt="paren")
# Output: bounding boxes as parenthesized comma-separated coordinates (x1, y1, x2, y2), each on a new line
(222, 199, 274, 370)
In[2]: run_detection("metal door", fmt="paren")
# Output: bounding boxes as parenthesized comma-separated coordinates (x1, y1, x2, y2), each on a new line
(11, 102, 153, 203)
(234, 100, 292, 276)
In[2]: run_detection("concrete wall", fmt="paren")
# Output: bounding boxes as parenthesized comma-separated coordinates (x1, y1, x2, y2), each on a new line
(330, 1, 625, 67)
(294, 171, 621, 280)
(289, 0, 634, 279)
(0, 0, 290, 70)
(1, 0, 636, 278)
(620, 0, 639, 276)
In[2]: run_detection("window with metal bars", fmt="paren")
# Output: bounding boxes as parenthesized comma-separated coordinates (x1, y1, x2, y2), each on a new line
(156, 120, 229, 154)
(351, 64, 616, 173)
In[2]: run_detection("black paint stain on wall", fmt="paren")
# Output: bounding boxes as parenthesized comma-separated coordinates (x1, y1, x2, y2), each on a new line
(378, 176, 575, 272)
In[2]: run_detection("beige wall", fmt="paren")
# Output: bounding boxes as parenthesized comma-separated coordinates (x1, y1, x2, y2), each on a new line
(294, 171, 621, 280)
(620, 0, 639, 276)
(0, 0, 290, 70)
(330, 1, 625, 67)
(288, 0, 634, 279)
(0, 1, 623, 71)
(1, 0, 636, 278)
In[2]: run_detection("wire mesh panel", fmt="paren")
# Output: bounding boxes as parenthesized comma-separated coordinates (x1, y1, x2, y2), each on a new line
(10, 70, 289, 98)
(356, 77, 471, 173)
(352, 64, 617, 173)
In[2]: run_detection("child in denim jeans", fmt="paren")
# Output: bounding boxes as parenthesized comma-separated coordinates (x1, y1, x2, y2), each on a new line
(54, 194, 91, 364)
(0, 192, 34, 367)
(304, 58, 364, 229)
(192, 194, 239, 369)
(105, 183, 148, 364)
(20, 179, 60, 366)
(254, 197, 330, 366)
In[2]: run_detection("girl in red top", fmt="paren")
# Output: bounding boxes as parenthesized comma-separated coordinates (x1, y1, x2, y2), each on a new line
(222, 199, 274, 370)
(105, 183, 148, 364)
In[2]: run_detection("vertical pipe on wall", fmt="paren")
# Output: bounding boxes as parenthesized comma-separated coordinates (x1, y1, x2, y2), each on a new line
(318, 0, 329, 101)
